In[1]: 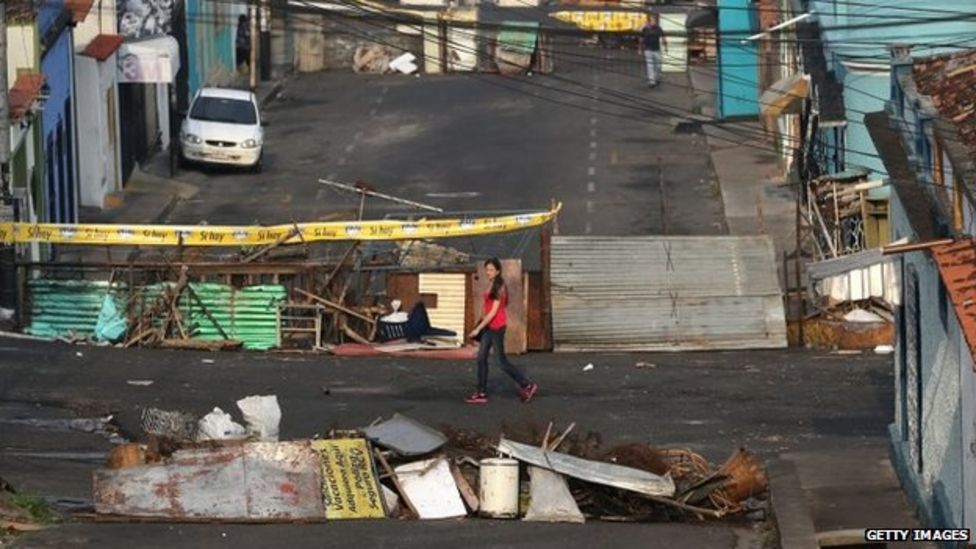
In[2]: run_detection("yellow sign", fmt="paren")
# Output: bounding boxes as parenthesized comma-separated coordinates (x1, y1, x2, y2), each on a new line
(552, 11, 647, 32)
(0, 205, 561, 247)
(312, 439, 386, 520)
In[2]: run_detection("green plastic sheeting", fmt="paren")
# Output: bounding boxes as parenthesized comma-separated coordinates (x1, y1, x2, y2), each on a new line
(95, 294, 128, 343)
(27, 279, 286, 350)
(497, 22, 540, 55)
(27, 280, 127, 339)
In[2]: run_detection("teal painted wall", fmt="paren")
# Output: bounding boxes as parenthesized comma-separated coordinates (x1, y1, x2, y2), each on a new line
(185, 0, 238, 99)
(840, 70, 889, 177)
(717, 0, 759, 118)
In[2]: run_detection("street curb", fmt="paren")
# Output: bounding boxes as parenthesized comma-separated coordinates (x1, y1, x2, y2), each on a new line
(260, 78, 287, 108)
(767, 459, 819, 549)
(153, 193, 180, 224)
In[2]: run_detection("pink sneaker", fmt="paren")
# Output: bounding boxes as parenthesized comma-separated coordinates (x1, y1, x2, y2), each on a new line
(464, 392, 488, 405)
(519, 383, 539, 403)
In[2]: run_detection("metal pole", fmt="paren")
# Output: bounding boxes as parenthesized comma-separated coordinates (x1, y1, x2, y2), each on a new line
(795, 180, 805, 345)
(260, 0, 272, 81)
(658, 156, 668, 235)
(250, 1, 258, 91)
(169, 85, 177, 177)
(318, 178, 443, 212)
(0, 1, 10, 198)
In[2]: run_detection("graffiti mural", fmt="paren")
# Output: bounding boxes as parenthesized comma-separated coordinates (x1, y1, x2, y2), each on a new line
(118, 0, 179, 40)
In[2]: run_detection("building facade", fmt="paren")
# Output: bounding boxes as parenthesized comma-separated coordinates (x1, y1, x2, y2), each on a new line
(873, 47, 976, 533)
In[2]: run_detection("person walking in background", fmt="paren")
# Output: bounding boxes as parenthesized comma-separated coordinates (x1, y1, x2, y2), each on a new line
(639, 13, 667, 88)
(236, 14, 251, 73)
(465, 258, 540, 405)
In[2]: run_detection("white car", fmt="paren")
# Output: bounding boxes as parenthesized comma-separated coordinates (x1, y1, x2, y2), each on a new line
(180, 87, 265, 172)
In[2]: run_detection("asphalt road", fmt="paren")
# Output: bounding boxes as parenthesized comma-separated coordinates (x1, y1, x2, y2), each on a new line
(166, 47, 726, 238)
(0, 339, 893, 548)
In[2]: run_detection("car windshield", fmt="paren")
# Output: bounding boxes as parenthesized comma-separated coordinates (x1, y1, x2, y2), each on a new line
(189, 96, 257, 125)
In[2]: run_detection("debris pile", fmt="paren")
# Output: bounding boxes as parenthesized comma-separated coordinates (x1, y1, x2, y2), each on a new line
(89, 410, 768, 524)
(19, 181, 558, 356)
(1, 478, 54, 536)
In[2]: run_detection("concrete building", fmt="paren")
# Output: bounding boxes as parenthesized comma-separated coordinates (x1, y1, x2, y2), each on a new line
(869, 47, 976, 532)
(37, 0, 89, 224)
(808, 0, 976, 179)
(68, 1, 122, 209)
(716, 0, 759, 119)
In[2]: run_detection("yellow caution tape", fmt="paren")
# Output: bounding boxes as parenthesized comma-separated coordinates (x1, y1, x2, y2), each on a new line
(0, 204, 560, 246)
(552, 11, 647, 32)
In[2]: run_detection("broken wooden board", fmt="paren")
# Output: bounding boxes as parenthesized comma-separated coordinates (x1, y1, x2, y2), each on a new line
(450, 463, 480, 513)
(311, 439, 386, 520)
(93, 442, 325, 521)
(497, 438, 676, 497)
(394, 458, 467, 519)
(524, 466, 585, 523)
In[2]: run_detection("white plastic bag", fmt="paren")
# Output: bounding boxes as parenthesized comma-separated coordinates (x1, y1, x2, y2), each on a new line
(236, 395, 281, 442)
(196, 407, 247, 442)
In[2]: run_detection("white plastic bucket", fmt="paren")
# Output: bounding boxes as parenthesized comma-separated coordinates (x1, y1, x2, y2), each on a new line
(478, 458, 520, 518)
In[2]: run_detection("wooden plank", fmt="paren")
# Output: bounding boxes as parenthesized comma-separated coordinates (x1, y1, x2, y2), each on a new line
(386, 273, 420, 311)
(450, 463, 479, 513)
(464, 272, 475, 337)
(419, 293, 439, 309)
(295, 288, 376, 325)
(526, 271, 546, 350)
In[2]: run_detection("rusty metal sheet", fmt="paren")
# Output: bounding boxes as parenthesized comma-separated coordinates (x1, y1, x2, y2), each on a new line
(93, 442, 325, 521)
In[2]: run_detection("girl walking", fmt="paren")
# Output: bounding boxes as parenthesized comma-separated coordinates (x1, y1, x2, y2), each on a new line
(465, 258, 540, 405)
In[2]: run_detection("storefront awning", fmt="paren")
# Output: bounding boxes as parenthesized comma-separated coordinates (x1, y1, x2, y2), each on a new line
(117, 36, 180, 84)
(8, 73, 45, 121)
(760, 72, 809, 119)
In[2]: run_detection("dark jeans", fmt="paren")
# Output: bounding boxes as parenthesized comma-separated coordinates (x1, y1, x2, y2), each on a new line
(477, 327, 530, 394)
(237, 48, 250, 68)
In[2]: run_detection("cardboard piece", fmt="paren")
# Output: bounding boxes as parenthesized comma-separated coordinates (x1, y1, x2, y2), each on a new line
(394, 458, 467, 519)
(312, 439, 387, 519)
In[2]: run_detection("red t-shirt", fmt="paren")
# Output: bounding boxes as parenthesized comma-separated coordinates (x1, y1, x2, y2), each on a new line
(483, 288, 508, 330)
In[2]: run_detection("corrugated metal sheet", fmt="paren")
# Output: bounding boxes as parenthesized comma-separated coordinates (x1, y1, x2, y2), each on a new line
(418, 273, 465, 342)
(26, 279, 127, 338)
(551, 236, 787, 351)
(27, 280, 285, 350)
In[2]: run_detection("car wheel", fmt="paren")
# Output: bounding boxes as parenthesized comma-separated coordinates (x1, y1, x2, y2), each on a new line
(251, 155, 263, 174)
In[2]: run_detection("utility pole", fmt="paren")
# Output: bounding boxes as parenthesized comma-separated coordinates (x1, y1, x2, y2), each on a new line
(0, 1, 11, 199)
(249, 1, 258, 91)
(260, 0, 271, 81)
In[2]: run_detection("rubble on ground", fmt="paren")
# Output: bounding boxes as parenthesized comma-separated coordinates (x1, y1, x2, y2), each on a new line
(87, 406, 769, 525)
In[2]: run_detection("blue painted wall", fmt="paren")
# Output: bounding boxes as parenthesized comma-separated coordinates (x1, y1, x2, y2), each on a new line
(717, 0, 759, 119)
(889, 193, 965, 531)
(814, 0, 976, 64)
(839, 69, 889, 177)
(38, 1, 77, 224)
(185, 0, 237, 100)
(809, 0, 976, 180)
